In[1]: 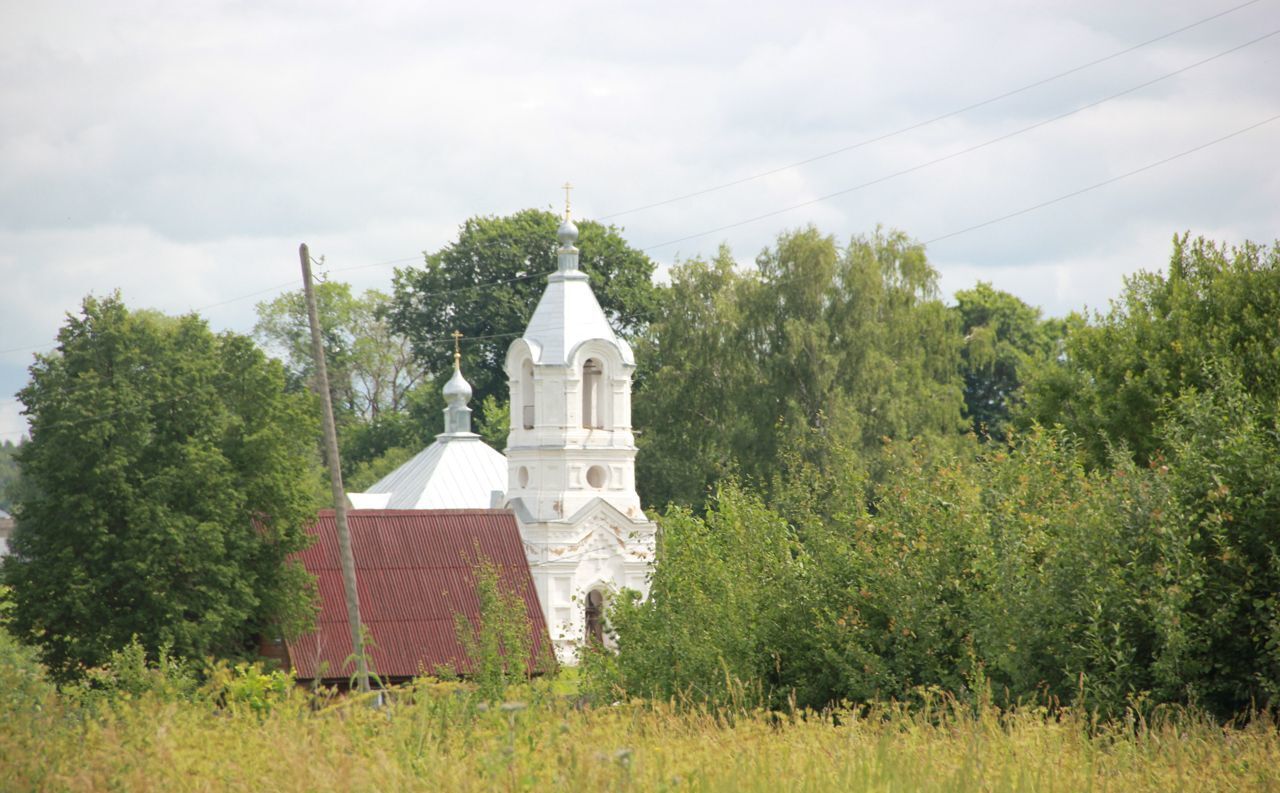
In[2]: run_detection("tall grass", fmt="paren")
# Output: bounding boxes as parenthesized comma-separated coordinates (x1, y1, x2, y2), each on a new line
(3, 670, 1278, 792)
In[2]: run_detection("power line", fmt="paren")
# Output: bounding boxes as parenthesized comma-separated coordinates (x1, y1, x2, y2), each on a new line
(4, 109, 1274, 440)
(0, 327, 524, 439)
(331, 255, 423, 274)
(639, 27, 1280, 252)
(599, 0, 1269, 220)
(0, 248, 524, 363)
(923, 112, 1280, 246)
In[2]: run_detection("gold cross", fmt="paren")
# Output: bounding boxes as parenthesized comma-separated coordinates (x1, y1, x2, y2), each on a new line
(562, 181, 573, 219)
(451, 330, 463, 365)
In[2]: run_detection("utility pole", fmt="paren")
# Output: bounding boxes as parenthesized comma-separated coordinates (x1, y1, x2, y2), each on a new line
(299, 243, 370, 694)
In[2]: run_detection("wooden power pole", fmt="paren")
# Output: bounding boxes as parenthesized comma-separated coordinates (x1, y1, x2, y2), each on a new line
(299, 243, 370, 693)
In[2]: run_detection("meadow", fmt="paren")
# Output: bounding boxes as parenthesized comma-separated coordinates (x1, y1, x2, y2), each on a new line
(3, 659, 1278, 793)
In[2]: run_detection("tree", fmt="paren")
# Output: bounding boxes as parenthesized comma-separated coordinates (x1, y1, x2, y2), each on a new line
(635, 226, 966, 509)
(254, 281, 425, 422)
(1021, 234, 1280, 465)
(255, 281, 431, 478)
(2, 295, 320, 681)
(952, 283, 1062, 441)
(0, 439, 19, 514)
(388, 209, 659, 412)
(1156, 361, 1280, 714)
(632, 247, 756, 510)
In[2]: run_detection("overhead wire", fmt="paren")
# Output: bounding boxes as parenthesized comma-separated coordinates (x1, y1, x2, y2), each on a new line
(598, 0, 1270, 220)
(3, 7, 1275, 432)
(922, 112, 1280, 245)
(5, 3, 1266, 360)
(5, 97, 1275, 435)
(0, 245, 536, 360)
(0, 325, 527, 439)
(638, 26, 1280, 252)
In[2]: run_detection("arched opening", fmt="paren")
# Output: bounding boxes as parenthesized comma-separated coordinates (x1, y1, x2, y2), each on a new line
(584, 589, 605, 645)
(581, 358, 604, 429)
(520, 359, 535, 429)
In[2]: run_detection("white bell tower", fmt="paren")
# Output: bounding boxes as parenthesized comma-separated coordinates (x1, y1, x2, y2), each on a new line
(503, 192, 656, 662)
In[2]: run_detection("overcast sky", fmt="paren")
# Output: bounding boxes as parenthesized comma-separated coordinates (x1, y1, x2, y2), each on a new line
(2, 0, 1278, 441)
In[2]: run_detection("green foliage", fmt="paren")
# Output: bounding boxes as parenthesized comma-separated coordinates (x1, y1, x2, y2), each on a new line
(0, 439, 20, 513)
(1021, 234, 1280, 465)
(254, 281, 426, 423)
(68, 636, 199, 708)
(338, 407, 430, 479)
(636, 226, 966, 509)
(606, 484, 796, 707)
(389, 209, 659, 412)
(0, 624, 55, 717)
(1156, 363, 1280, 713)
(475, 395, 510, 449)
(601, 429, 1224, 716)
(2, 656, 1275, 793)
(952, 282, 1062, 440)
(344, 445, 416, 492)
(203, 661, 297, 717)
(454, 557, 543, 701)
(255, 281, 431, 478)
(1, 295, 321, 681)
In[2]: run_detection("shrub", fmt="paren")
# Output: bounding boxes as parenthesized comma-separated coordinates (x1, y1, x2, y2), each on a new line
(454, 557, 547, 701)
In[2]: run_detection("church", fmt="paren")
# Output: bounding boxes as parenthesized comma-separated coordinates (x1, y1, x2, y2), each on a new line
(288, 206, 656, 676)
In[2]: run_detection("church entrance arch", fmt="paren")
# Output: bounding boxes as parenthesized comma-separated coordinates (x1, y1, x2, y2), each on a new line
(584, 589, 605, 645)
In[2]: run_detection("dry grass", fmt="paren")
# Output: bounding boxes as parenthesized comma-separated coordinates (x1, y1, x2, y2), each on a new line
(3, 679, 1279, 792)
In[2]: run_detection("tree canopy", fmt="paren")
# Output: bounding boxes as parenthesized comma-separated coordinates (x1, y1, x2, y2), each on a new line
(0, 439, 19, 514)
(952, 282, 1062, 441)
(254, 281, 435, 482)
(2, 295, 320, 680)
(1021, 234, 1280, 465)
(635, 227, 966, 509)
(598, 232, 1280, 719)
(254, 281, 425, 423)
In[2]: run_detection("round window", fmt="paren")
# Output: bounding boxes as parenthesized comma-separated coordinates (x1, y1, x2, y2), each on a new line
(518, 466, 530, 488)
(585, 465, 608, 489)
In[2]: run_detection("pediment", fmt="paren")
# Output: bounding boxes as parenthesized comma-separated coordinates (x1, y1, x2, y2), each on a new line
(564, 496, 653, 529)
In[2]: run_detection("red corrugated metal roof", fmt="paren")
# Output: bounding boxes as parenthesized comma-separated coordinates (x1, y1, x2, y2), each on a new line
(285, 509, 551, 682)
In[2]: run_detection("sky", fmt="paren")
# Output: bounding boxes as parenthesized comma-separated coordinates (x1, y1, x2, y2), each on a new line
(2, 0, 1278, 441)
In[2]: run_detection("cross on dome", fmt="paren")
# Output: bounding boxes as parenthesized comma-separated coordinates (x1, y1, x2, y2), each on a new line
(556, 181, 580, 260)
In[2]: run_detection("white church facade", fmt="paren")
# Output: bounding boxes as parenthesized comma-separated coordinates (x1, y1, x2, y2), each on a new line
(350, 210, 656, 662)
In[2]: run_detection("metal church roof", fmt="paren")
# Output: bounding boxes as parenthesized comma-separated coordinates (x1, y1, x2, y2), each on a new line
(286, 509, 551, 682)
(352, 432, 507, 510)
(522, 270, 634, 366)
(520, 218, 635, 367)
(349, 355, 508, 511)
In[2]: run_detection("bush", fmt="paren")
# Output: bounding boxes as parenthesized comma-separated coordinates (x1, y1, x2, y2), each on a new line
(603, 484, 797, 708)
(1156, 363, 1280, 714)
(0, 625, 56, 716)
(600, 431, 1208, 716)
(454, 557, 549, 702)
(67, 636, 198, 709)
(202, 661, 298, 717)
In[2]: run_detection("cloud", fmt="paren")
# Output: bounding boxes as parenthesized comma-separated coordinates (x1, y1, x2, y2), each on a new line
(2, 0, 1277, 442)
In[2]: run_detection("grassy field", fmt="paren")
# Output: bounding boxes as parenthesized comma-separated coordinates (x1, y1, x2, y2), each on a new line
(3, 673, 1279, 793)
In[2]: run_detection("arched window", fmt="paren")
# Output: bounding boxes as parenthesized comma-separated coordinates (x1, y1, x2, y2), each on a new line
(584, 590, 605, 645)
(520, 359, 535, 429)
(582, 358, 604, 429)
